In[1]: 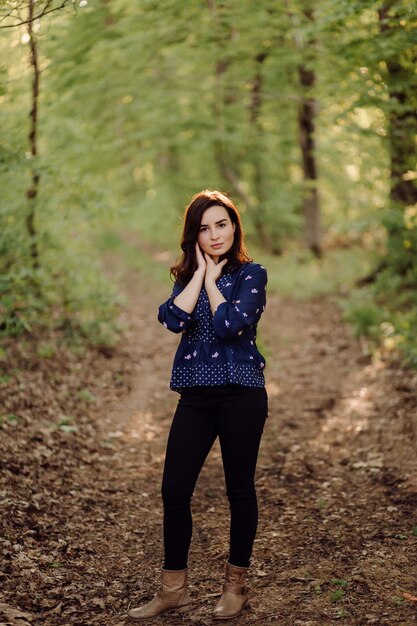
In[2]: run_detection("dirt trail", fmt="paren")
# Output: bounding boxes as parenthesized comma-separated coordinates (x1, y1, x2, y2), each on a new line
(1, 258, 416, 625)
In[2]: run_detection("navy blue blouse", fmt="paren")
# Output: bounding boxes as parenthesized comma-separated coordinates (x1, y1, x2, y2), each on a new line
(158, 261, 267, 393)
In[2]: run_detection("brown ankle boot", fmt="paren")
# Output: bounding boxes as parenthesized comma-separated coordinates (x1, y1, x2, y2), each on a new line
(212, 561, 250, 620)
(128, 567, 192, 620)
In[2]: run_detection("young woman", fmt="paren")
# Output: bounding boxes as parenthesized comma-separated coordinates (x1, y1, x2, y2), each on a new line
(128, 189, 268, 621)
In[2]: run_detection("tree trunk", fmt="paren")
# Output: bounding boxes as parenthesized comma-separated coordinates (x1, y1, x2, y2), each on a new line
(378, 2, 417, 211)
(297, 7, 322, 258)
(26, 0, 40, 270)
(358, 2, 417, 284)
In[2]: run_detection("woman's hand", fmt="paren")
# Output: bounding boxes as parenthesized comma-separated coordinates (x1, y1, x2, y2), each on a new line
(204, 251, 228, 284)
(195, 241, 207, 276)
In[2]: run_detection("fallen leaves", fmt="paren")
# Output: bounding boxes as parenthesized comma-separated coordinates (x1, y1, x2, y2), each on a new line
(1, 276, 417, 625)
(402, 591, 417, 602)
(0, 602, 34, 623)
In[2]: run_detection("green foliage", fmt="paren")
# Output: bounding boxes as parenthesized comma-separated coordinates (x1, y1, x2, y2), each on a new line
(257, 245, 373, 299)
(330, 579, 348, 587)
(56, 414, 78, 432)
(329, 579, 348, 603)
(341, 290, 385, 339)
(342, 262, 417, 367)
(0, 413, 22, 427)
(330, 590, 345, 603)
(0, 0, 416, 364)
(36, 342, 56, 359)
(77, 388, 95, 403)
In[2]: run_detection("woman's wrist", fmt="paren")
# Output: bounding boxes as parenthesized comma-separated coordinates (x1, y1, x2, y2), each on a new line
(194, 268, 206, 280)
(205, 279, 226, 314)
(204, 276, 216, 287)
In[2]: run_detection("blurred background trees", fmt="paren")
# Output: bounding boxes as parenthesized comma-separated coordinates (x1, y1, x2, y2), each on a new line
(1, 0, 416, 363)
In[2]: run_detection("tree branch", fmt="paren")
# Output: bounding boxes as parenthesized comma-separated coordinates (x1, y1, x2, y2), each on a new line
(0, 0, 73, 28)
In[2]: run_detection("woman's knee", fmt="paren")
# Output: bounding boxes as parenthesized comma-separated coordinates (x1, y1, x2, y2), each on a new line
(161, 483, 193, 508)
(226, 485, 257, 506)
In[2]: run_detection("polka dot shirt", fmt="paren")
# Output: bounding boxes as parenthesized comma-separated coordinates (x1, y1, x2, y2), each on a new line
(158, 262, 267, 393)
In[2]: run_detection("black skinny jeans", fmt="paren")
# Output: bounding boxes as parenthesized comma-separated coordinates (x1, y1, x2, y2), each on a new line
(161, 383, 268, 570)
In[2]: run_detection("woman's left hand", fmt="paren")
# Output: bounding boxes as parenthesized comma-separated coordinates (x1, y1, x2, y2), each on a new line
(204, 252, 228, 284)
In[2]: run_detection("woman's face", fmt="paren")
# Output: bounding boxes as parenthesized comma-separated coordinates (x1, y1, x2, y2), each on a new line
(197, 204, 236, 264)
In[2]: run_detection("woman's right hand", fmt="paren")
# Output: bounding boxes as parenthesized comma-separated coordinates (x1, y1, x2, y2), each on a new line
(172, 243, 206, 314)
(195, 241, 207, 276)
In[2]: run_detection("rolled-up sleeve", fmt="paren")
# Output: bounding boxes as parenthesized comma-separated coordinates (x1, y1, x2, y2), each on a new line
(212, 265, 267, 339)
(158, 281, 196, 333)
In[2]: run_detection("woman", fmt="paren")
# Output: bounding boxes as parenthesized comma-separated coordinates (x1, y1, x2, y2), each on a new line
(128, 189, 268, 621)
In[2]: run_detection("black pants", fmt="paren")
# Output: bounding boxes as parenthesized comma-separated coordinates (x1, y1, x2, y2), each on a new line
(161, 383, 268, 570)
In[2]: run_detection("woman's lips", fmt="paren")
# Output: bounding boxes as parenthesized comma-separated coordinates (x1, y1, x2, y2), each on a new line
(211, 243, 223, 248)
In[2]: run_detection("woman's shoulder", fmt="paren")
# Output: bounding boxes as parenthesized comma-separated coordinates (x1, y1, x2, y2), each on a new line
(239, 261, 267, 276)
(225, 262, 266, 287)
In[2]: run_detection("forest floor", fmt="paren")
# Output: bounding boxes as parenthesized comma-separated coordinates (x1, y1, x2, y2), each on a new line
(1, 247, 417, 626)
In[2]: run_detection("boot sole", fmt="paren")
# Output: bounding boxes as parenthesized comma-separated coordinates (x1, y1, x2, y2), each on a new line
(128, 602, 195, 620)
(213, 599, 251, 620)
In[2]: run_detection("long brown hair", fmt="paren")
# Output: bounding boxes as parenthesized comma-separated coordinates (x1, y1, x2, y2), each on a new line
(170, 189, 252, 287)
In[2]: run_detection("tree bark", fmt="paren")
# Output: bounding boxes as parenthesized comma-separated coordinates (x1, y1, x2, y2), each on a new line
(297, 7, 322, 258)
(26, 0, 40, 270)
(298, 63, 321, 257)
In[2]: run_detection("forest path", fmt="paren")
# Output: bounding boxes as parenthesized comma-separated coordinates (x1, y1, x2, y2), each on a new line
(2, 252, 416, 626)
